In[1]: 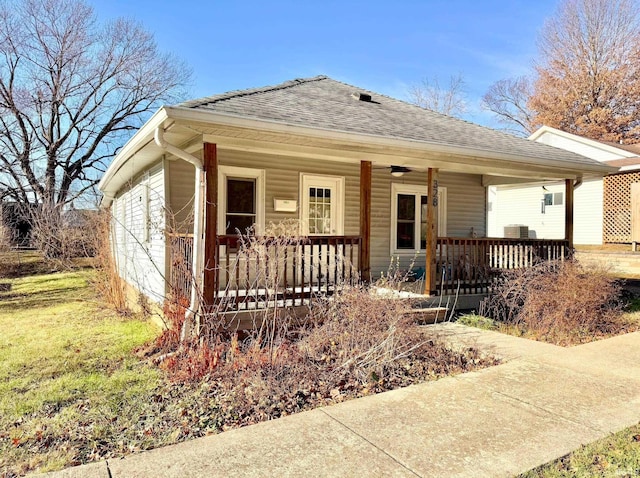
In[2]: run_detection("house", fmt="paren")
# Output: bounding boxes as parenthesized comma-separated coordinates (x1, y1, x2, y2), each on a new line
(0, 201, 34, 248)
(98, 76, 614, 319)
(488, 126, 640, 245)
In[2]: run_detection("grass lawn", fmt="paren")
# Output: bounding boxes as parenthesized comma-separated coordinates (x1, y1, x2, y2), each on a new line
(519, 423, 640, 477)
(0, 259, 165, 475)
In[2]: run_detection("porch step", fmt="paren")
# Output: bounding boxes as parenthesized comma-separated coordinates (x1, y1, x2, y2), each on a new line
(404, 307, 449, 324)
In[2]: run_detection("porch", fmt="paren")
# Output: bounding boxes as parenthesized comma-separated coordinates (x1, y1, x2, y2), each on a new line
(168, 234, 571, 312)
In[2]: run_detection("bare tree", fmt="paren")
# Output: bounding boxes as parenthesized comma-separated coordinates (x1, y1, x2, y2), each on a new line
(530, 0, 640, 142)
(482, 76, 535, 137)
(483, 0, 640, 142)
(0, 0, 190, 255)
(408, 74, 467, 117)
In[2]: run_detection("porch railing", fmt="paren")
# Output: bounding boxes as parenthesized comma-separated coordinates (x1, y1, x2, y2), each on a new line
(168, 233, 194, 303)
(169, 234, 361, 311)
(435, 237, 571, 295)
(169, 234, 571, 307)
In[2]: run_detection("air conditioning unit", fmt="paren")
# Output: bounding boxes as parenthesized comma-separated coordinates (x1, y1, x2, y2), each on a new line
(504, 225, 529, 239)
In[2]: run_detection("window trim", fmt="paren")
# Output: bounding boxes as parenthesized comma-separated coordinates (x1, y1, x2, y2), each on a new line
(390, 183, 447, 255)
(218, 165, 265, 235)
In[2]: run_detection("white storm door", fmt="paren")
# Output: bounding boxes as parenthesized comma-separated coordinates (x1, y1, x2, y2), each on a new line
(300, 174, 345, 287)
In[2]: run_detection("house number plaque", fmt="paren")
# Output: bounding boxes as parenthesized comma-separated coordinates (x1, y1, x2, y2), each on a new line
(432, 180, 438, 206)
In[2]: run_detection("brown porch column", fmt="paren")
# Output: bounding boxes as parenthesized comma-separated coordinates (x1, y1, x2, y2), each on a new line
(203, 142, 218, 308)
(425, 168, 439, 295)
(565, 178, 574, 249)
(359, 160, 372, 282)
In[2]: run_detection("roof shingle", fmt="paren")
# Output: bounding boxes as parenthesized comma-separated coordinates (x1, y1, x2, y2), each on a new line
(176, 75, 605, 168)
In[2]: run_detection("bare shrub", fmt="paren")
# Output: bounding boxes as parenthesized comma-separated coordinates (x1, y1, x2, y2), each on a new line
(302, 284, 419, 383)
(480, 260, 627, 345)
(28, 205, 99, 269)
(91, 210, 130, 315)
(154, 224, 499, 428)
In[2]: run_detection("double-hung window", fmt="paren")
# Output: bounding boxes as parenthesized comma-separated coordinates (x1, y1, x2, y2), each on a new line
(391, 183, 446, 254)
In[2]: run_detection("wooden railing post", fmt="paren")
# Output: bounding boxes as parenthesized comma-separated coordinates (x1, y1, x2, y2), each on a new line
(425, 168, 439, 295)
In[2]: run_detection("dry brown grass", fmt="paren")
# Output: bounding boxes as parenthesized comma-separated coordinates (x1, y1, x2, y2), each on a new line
(480, 260, 633, 345)
(89, 210, 130, 315)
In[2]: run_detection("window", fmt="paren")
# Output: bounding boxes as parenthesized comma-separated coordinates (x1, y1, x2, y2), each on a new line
(391, 183, 446, 253)
(218, 166, 265, 235)
(543, 192, 563, 206)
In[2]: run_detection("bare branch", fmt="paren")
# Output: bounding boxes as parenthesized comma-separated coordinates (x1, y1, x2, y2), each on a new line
(482, 76, 535, 136)
(407, 73, 467, 117)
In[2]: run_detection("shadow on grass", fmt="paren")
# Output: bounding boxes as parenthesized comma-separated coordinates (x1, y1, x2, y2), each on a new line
(0, 281, 88, 311)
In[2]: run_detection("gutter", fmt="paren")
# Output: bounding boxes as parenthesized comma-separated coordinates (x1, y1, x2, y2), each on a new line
(154, 124, 204, 341)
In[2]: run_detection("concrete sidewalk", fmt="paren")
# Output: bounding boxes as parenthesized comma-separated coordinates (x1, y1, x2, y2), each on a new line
(44, 324, 640, 478)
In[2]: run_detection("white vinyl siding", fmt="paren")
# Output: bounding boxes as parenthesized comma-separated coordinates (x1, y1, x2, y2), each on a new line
(112, 162, 167, 302)
(574, 178, 603, 245)
(490, 178, 603, 245)
(491, 183, 565, 240)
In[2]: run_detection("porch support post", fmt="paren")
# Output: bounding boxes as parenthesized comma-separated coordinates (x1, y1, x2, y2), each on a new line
(359, 160, 372, 282)
(203, 142, 218, 309)
(425, 168, 439, 295)
(564, 178, 574, 249)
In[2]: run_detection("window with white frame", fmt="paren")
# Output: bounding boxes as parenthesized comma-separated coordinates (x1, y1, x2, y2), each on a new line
(390, 183, 446, 253)
(218, 166, 265, 235)
(543, 192, 563, 206)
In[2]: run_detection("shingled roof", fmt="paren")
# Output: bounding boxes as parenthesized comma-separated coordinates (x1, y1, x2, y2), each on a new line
(176, 75, 606, 169)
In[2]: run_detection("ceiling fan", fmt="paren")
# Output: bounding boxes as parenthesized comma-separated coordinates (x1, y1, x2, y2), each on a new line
(372, 165, 413, 177)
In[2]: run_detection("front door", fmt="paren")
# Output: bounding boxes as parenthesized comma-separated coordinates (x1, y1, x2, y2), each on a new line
(300, 175, 345, 288)
(301, 175, 344, 236)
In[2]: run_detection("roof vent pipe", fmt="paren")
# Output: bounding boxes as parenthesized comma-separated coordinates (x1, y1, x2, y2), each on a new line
(154, 125, 204, 340)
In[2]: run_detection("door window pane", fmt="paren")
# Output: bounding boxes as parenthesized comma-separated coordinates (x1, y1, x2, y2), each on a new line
(308, 187, 332, 234)
(396, 193, 431, 250)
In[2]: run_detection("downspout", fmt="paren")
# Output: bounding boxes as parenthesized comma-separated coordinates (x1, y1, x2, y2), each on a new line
(154, 125, 205, 341)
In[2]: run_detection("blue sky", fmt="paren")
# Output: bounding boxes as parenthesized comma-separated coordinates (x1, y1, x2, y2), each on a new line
(91, 0, 559, 128)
